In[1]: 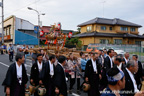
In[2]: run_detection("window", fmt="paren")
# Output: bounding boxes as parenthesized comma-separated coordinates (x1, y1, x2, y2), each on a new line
(109, 27, 113, 31)
(135, 41, 141, 46)
(114, 39, 122, 44)
(101, 26, 106, 30)
(120, 27, 128, 31)
(4, 28, 7, 36)
(87, 26, 92, 32)
(100, 39, 109, 44)
(9, 26, 11, 35)
(131, 28, 135, 32)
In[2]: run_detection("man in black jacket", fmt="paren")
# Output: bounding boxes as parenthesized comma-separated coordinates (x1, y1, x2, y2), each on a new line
(132, 55, 144, 90)
(30, 54, 47, 96)
(100, 49, 115, 90)
(85, 52, 101, 96)
(2, 53, 28, 96)
(124, 52, 130, 65)
(123, 60, 139, 96)
(45, 55, 56, 96)
(104, 49, 115, 72)
(54, 56, 67, 96)
(114, 55, 125, 71)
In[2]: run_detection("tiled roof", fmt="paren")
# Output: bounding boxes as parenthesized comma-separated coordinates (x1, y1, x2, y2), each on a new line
(78, 17, 142, 27)
(73, 32, 144, 39)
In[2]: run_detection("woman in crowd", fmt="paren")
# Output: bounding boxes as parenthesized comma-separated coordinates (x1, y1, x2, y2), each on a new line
(67, 53, 81, 94)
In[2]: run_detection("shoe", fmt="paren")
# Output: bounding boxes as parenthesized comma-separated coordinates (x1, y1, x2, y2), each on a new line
(69, 90, 72, 94)
(77, 90, 81, 95)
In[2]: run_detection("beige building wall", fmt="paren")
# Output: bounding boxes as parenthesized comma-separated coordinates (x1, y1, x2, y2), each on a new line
(79, 37, 94, 45)
(80, 24, 139, 35)
(4, 15, 15, 44)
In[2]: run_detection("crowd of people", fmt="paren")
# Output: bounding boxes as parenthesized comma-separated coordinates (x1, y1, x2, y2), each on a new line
(2, 44, 144, 96)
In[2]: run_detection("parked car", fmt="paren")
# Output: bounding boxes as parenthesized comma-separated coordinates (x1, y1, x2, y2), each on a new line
(86, 44, 103, 52)
(103, 46, 125, 55)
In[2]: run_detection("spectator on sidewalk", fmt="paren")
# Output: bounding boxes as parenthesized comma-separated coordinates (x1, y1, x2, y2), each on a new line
(8, 44, 14, 62)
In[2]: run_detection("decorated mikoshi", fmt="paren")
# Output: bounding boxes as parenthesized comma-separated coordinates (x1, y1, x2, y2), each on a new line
(44, 22, 66, 50)
(27, 22, 90, 59)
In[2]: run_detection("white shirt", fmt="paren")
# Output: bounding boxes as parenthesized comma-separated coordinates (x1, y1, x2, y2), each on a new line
(16, 62, 22, 78)
(91, 59, 97, 72)
(37, 61, 43, 72)
(117, 63, 122, 70)
(49, 60, 54, 76)
(126, 68, 139, 93)
(108, 55, 113, 68)
(124, 57, 129, 64)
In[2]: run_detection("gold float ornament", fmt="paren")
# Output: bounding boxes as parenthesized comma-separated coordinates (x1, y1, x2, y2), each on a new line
(38, 85, 47, 96)
(141, 81, 144, 91)
(82, 83, 90, 92)
(25, 89, 31, 96)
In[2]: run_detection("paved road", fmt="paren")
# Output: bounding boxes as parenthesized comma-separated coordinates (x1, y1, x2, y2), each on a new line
(0, 54, 87, 96)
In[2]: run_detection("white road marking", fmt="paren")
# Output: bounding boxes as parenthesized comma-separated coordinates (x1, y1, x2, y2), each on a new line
(72, 93, 80, 96)
(0, 62, 30, 76)
(0, 62, 9, 67)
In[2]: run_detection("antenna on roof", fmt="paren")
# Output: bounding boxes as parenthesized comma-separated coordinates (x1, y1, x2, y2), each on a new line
(101, 1, 106, 18)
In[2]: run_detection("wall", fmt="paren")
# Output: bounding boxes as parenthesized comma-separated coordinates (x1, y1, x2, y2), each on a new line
(15, 30, 38, 45)
(79, 37, 94, 45)
(4, 16, 15, 44)
(80, 24, 139, 35)
(15, 17, 34, 30)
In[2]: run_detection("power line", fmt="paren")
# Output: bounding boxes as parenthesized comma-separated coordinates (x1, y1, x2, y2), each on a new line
(4, 0, 41, 16)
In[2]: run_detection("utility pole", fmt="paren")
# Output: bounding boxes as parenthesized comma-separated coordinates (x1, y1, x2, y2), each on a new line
(1, 0, 4, 44)
(38, 14, 40, 46)
(102, 1, 106, 18)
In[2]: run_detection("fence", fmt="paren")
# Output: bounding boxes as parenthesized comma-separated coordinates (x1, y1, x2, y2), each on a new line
(82, 44, 144, 62)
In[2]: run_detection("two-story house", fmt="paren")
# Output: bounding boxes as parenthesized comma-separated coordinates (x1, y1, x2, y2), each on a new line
(73, 17, 144, 46)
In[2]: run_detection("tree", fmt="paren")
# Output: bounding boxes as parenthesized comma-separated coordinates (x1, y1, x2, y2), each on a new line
(65, 37, 82, 49)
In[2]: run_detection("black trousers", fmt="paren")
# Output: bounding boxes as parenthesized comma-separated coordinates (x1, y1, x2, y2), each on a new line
(9, 52, 13, 61)
(69, 77, 80, 90)
(88, 73, 100, 96)
(1, 50, 3, 54)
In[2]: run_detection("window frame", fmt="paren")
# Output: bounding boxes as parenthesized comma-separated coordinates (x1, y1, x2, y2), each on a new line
(101, 26, 106, 31)
(130, 28, 135, 32)
(100, 39, 109, 44)
(87, 26, 92, 32)
(120, 27, 128, 31)
(114, 39, 122, 45)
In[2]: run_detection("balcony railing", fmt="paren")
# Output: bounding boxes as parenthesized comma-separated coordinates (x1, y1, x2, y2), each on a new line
(130, 31, 139, 35)
(116, 30, 128, 34)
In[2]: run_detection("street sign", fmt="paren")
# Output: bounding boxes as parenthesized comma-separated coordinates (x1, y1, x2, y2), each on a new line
(34, 26, 39, 34)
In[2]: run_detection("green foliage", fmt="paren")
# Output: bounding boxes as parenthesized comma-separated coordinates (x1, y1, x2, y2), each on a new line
(65, 37, 82, 49)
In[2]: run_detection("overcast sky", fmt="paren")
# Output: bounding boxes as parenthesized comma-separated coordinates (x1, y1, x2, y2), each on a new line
(0, 0, 144, 34)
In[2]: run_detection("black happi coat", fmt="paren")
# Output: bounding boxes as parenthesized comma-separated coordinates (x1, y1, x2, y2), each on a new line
(45, 61, 55, 96)
(84, 59, 101, 96)
(54, 64, 67, 96)
(2, 63, 28, 96)
(30, 61, 46, 86)
(123, 69, 135, 96)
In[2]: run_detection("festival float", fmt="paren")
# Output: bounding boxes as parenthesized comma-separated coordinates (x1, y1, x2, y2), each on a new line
(28, 22, 87, 58)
